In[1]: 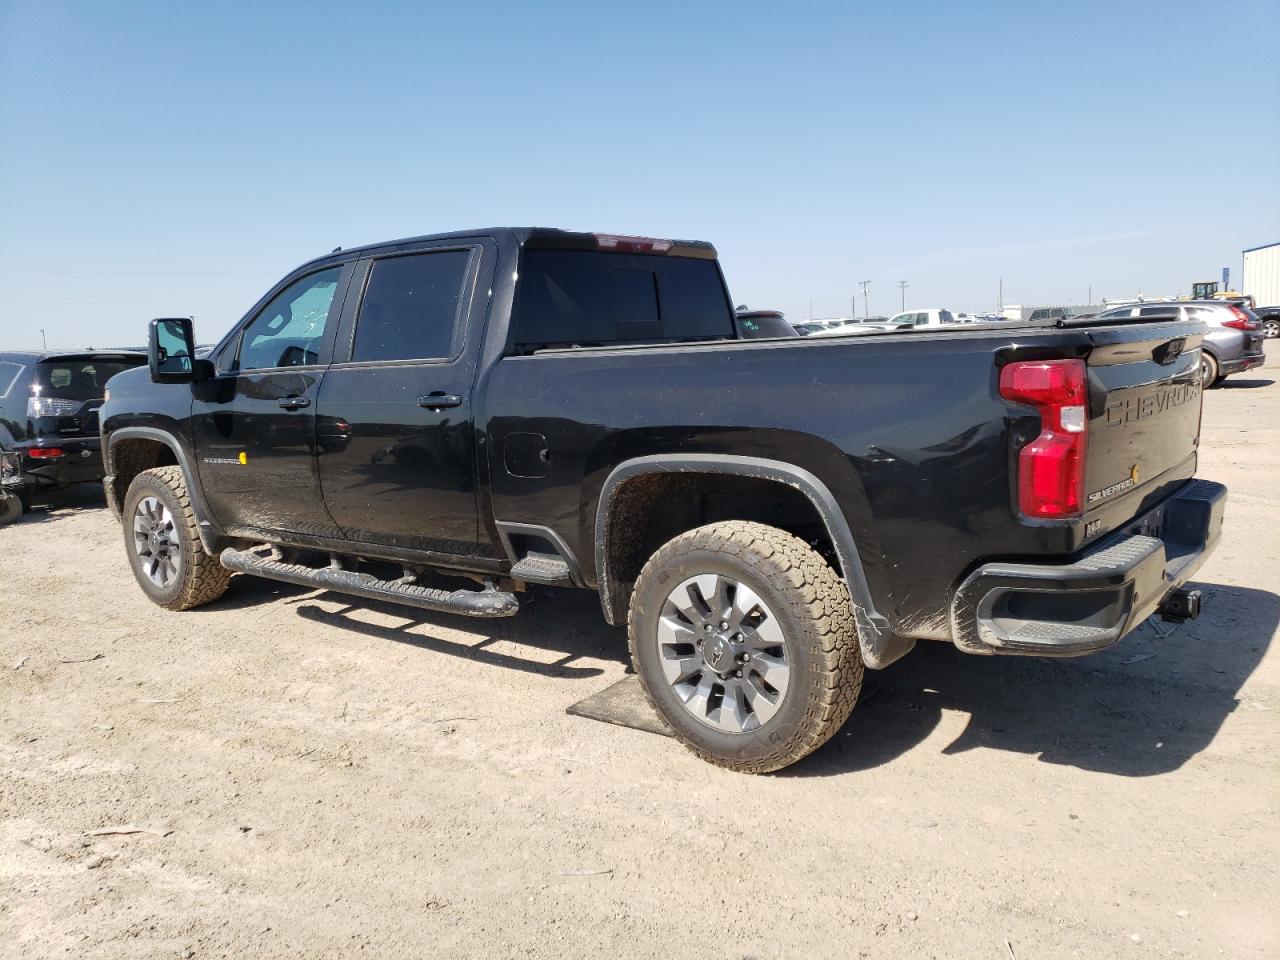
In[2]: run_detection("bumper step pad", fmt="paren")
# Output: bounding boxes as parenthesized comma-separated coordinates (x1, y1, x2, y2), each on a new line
(950, 479, 1226, 657)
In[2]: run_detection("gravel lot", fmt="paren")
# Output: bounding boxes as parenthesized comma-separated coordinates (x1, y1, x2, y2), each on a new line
(3, 342, 1278, 960)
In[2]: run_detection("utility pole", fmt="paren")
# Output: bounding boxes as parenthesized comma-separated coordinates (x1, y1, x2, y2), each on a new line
(859, 280, 871, 319)
(998, 277, 1003, 311)
(898, 281, 908, 311)
(40, 328, 47, 350)
(809, 298, 813, 321)
(1087, 283, 1092, 305)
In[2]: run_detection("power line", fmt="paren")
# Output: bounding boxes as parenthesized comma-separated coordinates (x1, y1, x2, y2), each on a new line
(0, 269, 277, 276)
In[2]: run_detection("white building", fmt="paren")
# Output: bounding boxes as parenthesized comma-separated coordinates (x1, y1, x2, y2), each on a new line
(1243, 242, 1280, 307)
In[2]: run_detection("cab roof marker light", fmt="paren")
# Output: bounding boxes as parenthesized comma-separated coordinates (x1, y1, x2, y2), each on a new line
(593, 234, 673, 254)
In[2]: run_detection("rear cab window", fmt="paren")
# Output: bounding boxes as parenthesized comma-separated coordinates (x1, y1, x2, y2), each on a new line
(511, 249, 735, 353)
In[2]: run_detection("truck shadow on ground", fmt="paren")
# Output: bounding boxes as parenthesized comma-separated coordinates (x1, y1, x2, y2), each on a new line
(1214, 378, 1274, 390)
(211, 574, 627, 681)
(789, 582, 1278, 779)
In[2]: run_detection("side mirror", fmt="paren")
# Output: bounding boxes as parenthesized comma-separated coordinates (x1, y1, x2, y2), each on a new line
(148, 317, 204, 384)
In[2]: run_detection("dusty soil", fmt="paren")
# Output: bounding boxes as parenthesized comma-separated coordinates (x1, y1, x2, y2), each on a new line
(3, 344, 1278, 960)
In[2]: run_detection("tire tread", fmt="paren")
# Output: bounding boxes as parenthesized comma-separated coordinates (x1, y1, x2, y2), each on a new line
(627, 520, 863, 774)
(126, 466, 230, 611)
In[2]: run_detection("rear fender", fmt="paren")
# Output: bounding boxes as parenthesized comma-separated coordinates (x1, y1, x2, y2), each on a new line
(594, 454, 911, 669)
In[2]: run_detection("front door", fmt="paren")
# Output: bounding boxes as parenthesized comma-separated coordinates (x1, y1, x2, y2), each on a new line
(192, 263, 351, 537)
(315, 243, 488, 557)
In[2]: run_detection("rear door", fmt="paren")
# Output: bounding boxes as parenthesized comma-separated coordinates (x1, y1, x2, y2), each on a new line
(314, 239, 492, 557)
(191, 263, 352, 536)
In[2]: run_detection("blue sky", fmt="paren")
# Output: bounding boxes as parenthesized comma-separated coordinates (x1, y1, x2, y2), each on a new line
(1, 0, 1277, 348)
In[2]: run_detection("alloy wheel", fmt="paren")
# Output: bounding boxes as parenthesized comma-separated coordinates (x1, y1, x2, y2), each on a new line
(131, 495, 181, 588)
(656, 573, 791, 734)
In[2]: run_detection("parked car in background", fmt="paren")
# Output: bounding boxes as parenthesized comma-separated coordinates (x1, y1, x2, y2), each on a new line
(1094, 301, 1264, 386)
(1255, 305, 1280, 339)
(886, 308, 956, 327)
(734, 309, 799, 339)
(0, 350, 147, 517)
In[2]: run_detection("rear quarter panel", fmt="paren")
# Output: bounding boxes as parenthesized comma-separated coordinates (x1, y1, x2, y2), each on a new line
(481, 329, 1091, 635)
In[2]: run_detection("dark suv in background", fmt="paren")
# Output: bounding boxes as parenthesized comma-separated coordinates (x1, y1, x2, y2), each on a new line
(0, 350, 146, 516)
(1095, 302, 1265, 386)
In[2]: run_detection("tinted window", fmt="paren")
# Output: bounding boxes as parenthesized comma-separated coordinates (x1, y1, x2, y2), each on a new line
(939, 309, 955, 323)
(240, 267, 342, 371)
(0, 361, 21, 397)
(512, 250, 733, 351)
(352, 251, 472, 363)
(32, 359, 144, 400)
(1137, 305, 1181, 320)
(1098, 308, 1132, 321)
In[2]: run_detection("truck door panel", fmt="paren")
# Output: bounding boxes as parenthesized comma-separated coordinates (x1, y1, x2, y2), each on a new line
(315, 242, 493, 557)
(191, 263, 351, 537)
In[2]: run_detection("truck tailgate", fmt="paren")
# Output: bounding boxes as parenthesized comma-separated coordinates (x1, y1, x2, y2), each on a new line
(1081, 321, 1205, 536)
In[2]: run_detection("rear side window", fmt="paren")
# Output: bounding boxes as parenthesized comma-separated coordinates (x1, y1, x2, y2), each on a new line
(512, 250, 734, 352)
(1138, 305, 1181, 320)
(0, 361, 21, 397)
(352, 250, 473, 363)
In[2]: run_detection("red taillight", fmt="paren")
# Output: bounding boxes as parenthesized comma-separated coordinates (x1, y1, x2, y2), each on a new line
(1222, 306, 1256, 331)
(28, 447, 64, 459)
(999, 359, 1088, 518)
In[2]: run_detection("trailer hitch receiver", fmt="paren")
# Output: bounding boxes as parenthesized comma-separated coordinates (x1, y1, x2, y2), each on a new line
(1159, 587, 1202, 623)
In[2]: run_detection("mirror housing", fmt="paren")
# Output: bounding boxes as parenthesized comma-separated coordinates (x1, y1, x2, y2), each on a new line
(148, 317, 209, 383)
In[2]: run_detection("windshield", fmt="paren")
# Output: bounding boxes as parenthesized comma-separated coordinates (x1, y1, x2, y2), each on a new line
(33, 358, 144, 401)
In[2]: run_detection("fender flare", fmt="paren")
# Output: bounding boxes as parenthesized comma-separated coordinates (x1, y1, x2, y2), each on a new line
(106, 426, 225, 553)
(593, 453, 912, 669)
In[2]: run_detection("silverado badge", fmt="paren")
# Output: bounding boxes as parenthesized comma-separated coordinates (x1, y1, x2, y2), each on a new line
(1087, 463, 1141, 505)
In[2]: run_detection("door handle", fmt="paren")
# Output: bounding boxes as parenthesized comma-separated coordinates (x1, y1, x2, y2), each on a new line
(417, 392, 462, 410)
(278, 396, 310, 410)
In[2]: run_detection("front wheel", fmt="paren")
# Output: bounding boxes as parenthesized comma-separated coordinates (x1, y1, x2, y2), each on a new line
(122, 466, 230, 610)
(628, 521, 863, 773)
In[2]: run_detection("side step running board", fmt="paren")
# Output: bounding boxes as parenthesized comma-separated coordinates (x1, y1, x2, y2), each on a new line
(219, 548, 520, 618)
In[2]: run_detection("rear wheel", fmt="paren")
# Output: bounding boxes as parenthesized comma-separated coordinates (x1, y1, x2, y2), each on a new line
(628, 521, 862, 773)
(122, 466, 230, 610)
(1199, 351, 1220, 388)
(1262, 317, 1280, 339)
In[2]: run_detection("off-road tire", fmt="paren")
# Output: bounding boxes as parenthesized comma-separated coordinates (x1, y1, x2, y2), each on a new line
(122, 466, 230, 610)
(628, 521, 863, 773)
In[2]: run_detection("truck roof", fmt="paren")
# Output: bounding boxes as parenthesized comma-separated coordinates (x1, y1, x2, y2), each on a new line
(292, 228, 718, 274)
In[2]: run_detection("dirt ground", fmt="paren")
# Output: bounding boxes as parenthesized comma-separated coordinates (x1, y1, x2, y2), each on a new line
(3, 344, 1278, 960)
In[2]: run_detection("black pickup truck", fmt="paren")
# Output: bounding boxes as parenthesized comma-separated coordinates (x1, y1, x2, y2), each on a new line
(100, 228, 1225, 772)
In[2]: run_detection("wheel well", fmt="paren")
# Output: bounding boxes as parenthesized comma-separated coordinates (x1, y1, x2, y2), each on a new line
(109, 438, 179, 513)
(599, 471, 839, 624)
